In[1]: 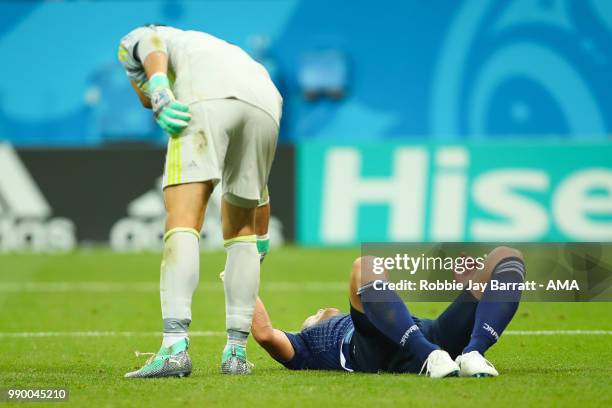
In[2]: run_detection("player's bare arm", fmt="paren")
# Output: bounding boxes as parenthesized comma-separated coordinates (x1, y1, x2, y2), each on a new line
(251, 247, 525, 377)
(143, 50, 169, 78)
(134, 30, 192, 136)
(251, 297, 295, 362)
(129, 48, 169, 109)
(129, 80, 151, 108)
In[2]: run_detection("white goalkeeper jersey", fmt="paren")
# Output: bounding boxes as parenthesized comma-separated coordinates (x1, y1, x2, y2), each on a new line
(118, 25, 282, 126)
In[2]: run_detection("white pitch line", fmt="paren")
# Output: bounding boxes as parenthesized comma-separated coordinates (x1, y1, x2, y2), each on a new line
(504, 330, 612, 335)
(0, 331, 225, 338)
(0, 330, 610, 338)
(0, 282, 346, 292)
(0, 282, 159, 292)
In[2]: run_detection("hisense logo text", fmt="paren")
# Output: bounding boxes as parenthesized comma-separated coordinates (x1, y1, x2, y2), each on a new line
(321, 147, 612, 243)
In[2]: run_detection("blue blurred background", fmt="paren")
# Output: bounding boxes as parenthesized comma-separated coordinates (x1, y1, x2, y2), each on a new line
(2, 0, 612, 146)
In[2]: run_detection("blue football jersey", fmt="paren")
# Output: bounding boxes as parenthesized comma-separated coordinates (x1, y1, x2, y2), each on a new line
(282, 314, 354, 371)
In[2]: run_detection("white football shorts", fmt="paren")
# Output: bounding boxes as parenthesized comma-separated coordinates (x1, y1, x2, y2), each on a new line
(162, 98, 277, 208)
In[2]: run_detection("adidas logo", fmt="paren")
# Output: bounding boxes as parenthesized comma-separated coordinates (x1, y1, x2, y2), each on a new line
(109, 177, 285, 252)
(109, 177, 224, 252)
(0, 144, 76, 252)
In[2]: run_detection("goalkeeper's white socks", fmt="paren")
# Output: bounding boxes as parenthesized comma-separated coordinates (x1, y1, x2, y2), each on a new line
(162, 330, 189, 348)
(160, 228, 201, 348)
(223, 236, 260, 346)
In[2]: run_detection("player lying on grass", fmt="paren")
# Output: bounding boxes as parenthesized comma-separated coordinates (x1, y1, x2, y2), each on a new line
(118, 24, 281, 377)
(251, 247, 526, 377)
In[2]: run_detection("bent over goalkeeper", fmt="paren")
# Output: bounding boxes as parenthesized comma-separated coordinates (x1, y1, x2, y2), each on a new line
(118, 24, 282, 378)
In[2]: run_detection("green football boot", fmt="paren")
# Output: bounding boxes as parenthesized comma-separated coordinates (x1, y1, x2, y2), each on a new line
(220, 344, 254, 375)
(125, 338, 192, 378)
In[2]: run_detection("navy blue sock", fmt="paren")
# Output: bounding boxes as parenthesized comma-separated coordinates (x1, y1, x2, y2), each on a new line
(464, 257, 525, 355)
(360, 284, 438, 362)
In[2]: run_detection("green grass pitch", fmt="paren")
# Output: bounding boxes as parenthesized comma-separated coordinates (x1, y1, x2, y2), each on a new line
(1, 248, 611, 407)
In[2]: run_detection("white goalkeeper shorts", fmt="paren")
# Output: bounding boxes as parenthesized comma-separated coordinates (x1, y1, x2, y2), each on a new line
(162, 98, 278, 208)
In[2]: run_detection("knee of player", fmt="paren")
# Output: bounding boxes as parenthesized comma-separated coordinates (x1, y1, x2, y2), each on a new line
(351, 256, 381, 287)
(166, 211, 203, 232)
(487, 246, 524, 266)
(488, 246, 526, 280)
(500, 246, 524, 261)
(350, 255, 362, 274)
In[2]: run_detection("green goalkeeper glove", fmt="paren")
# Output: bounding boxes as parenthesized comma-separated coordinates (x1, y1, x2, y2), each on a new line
(149, 73, 191, 136)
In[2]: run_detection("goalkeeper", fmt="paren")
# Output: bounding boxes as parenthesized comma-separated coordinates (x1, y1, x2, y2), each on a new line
(118, 24, 281, 378)
(251, 247, 526, 377)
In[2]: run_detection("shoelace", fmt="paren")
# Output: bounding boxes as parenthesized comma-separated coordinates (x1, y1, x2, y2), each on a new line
(419, 351, 441, 376)
(474, 353, 494, 368)
(134, 351, 157, 365)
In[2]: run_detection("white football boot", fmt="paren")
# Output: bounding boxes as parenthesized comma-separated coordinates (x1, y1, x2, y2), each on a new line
(419, 349, 460, 378)
(455, 351, 499, 377)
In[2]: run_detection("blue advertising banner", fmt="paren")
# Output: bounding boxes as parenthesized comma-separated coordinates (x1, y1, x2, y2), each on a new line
(3, 1, 612, 145)
(298, 142, 612, 244)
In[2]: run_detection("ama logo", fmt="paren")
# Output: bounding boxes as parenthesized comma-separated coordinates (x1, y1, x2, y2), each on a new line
(0, 144, 76, 252)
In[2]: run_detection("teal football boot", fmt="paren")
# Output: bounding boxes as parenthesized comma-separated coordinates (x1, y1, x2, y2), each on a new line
(220, 344, 253, 375)
(125, 338, 192, 378)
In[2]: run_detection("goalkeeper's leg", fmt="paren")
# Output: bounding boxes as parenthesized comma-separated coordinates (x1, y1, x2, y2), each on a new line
(215, 98, 277, 374)
(126, 182, 211, 378)
(220, 198, 259, 374)
(161, 182, 212, 346)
